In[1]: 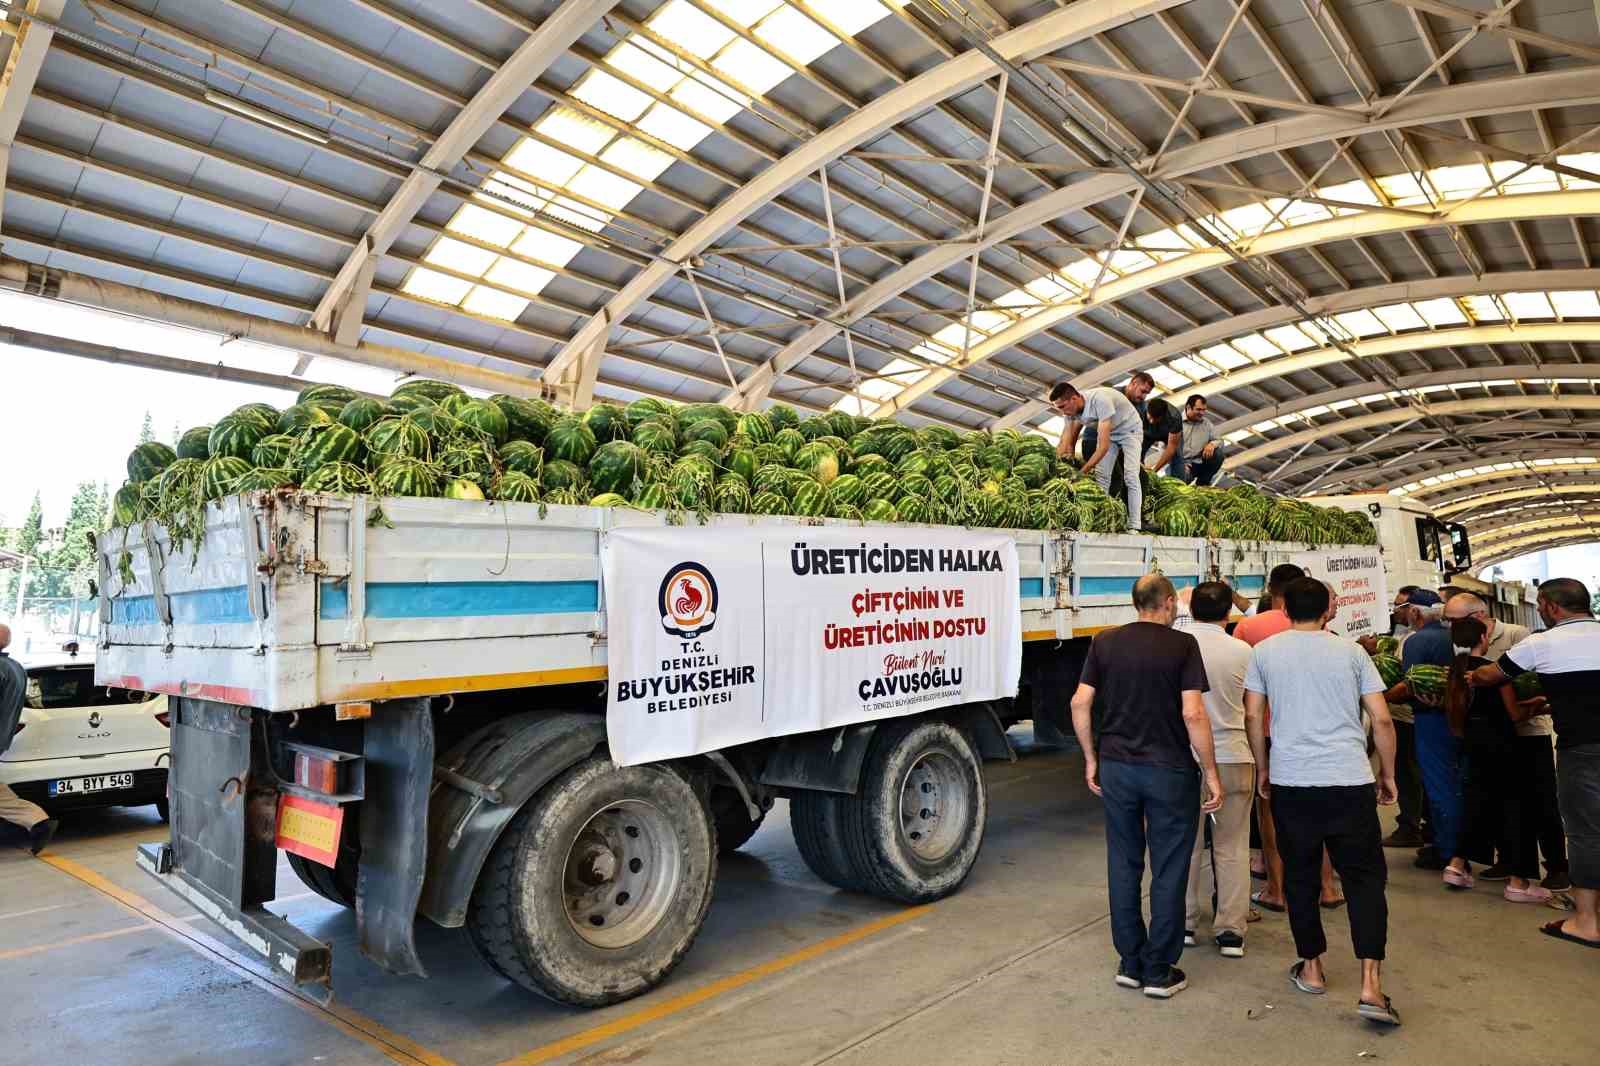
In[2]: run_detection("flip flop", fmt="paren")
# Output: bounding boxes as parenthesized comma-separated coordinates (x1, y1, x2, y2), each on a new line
(1540, 919, 1600, 949)
(1251, 891, 1286, 913)
(1358, 996, 1402, 1026)
(1320, 898, 1347, 910)
(1289, 961, 1325, 995)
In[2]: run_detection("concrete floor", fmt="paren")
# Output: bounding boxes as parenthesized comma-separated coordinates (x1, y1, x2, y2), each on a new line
(1, 745, 1592, 1066)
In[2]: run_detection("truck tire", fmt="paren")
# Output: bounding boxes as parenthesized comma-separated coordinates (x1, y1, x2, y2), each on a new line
(287, 850, 358, 909)
(466, 755, 716, 1007)
(790, 793, 866, 892)
(839, 719, 986, 904)
(710, 789, 764, 854)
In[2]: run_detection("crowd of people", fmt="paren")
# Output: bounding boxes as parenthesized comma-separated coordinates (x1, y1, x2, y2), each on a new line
(1068, 568, 1600, 1027)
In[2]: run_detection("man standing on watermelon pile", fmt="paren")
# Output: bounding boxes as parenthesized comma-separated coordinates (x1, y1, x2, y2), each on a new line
(1049, 381, 1144, 532)
(1471, 579, 1600, 949)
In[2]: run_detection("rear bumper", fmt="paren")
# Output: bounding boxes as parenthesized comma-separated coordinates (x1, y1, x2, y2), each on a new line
(136, 842, 332, 1000)
(3, 756, 168, 811)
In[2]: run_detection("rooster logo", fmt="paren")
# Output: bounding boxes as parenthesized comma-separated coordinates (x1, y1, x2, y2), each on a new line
(659, 563, 718, 638)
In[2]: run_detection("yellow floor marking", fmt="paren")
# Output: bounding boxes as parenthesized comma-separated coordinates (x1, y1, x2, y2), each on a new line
(499, 904, 933, 1066)
(0, 922, 153, 960)
(35, 853, 456, 1066)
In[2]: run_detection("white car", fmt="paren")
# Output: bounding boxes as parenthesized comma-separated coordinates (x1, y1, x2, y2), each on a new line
(2, 649, 170, 819)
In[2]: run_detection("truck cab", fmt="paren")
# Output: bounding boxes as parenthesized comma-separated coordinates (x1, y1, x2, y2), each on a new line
(1303, 493, 1470, 592)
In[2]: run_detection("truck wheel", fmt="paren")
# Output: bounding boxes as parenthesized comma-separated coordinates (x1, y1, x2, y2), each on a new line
(466, 756, 715, 1007)
(287, 850, 358, 908)
(790, 793, 866, 892)
(840, 719, 986, 904)
(710, 789, 764, 854)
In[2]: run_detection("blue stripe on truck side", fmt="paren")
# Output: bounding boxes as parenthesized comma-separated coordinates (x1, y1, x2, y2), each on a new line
(319, 580, 601, 620)
(110, 586, 253, 625)
(1077, 575, 1202, 596)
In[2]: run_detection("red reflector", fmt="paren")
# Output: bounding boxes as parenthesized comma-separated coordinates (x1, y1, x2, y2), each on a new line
(10, 723, 22, 737)
(294, 751, 341, 794)
(155, 711, 171, 728)
(276, 794, 344, 868)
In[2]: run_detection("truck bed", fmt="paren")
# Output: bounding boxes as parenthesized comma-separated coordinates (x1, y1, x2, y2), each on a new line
(94, 490, 1309, 711)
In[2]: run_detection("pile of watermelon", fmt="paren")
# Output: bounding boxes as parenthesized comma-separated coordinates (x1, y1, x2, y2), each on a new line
(113, 380, 1374, 544)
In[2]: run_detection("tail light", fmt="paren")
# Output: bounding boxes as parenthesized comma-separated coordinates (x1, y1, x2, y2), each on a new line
(10, 723, 21, 737)
(155, 711, 171, 728)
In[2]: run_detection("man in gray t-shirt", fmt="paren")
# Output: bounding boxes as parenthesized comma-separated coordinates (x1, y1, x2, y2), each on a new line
(1243, 578, 1401, 1026)
(1048, 380, 1144, 531)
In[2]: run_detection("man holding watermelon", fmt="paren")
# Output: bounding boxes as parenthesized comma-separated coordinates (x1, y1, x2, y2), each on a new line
(1049, 381, 1144, 532)
(1470, 578, 1600, 949)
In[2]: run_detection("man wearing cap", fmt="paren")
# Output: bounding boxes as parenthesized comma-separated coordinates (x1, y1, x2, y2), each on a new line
(1387, 589, 1469, 888)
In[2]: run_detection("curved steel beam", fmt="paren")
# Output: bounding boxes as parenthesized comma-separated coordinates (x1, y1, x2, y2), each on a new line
(1468, 504, 1600, 537)
(539, 0, 1188, 402)
(1400, 459, 1600, 500)
(1225, 397, 1600, 469)
(725, 63, 1600, 414)
(1283, 433, 1600, 488)
(1215, 363, 1600, 438)
(1478, 534, 1600, 568)
(1438, 483, 1600, 518)
(1475, 519, 1600, 550)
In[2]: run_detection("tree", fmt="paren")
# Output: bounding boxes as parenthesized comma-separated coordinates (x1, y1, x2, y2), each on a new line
(2, 493, 45, 606)
(138, 411, 155, 444)
(172, 420, 182, 447)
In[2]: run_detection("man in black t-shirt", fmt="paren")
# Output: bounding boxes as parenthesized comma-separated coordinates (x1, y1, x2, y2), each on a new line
(1071, 574, 1223, 999)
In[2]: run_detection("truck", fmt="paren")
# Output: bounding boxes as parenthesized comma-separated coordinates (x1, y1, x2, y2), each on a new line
(1305, 492, 1471, 593)
(94, 491, 1372, 1007)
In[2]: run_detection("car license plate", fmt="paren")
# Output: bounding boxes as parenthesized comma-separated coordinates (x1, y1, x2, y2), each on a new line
(49, 772, 135, 796)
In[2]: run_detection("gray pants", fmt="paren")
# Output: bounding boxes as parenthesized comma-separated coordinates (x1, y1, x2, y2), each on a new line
(1557, 743, 1600, 890)
(0, 781, 48, 831)
(1091, 431, 1143, 531)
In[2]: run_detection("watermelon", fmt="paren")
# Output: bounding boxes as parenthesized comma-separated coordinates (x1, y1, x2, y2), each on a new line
(338, 397, 390, 433)
(388, 393, 436, 417)
(795, 443, 839, 484)
(298, 384, 357, 407)
(204, 415, 265, 462)
(490, 471, 540, 503)
(230, 403, 279, 430)
(589, 492, 629, 507)
(635, 483, 673, 510)
(127, 441, 176, 483)
(541, 459, 584, 492)
(155, 458, 203, 502)
(1014, 453, 1052, 489)
(667, 458, 715, 508)
(714, 476, 751, 514)
(500, 440, 545, 480)
(724, 447, 757, 483)
(300, 462, 369, 494)
(277, 403, 335, 434)
(590, 441, 648, 496)
(391, 379, 463, 404)
(364, 416, 431, 460)
(491, 395, 554, 444)
(439, 440, 496, 484)
(237, 467, 296, 492)
(625, 397, 671, 431)
(790, 479, 828, 517)
(830, 501, 863, 522)
(897, 475, 934, 503)
(546, 416, 597, 465)
(751, 491, 787, 516)
(543, 487, 583, 506)
(292, 423, 362, 476)
(177, 426, 213, 460)
(632, 419, 677, 456)
(860, 471, 896, 501)
(683, 419, 729, 450)
(444, 478, 485, 501)
(1373, 653, 1403, 688)
(850, 453, 890, 477)
(766, 403, 800, 432)
(862, 498, 898, 522)
(829, 474, 864, 506)
(772, 428, 805, 463)
(1406, 665, 1447, 700)
(897, 496, 931, 523)
(753, 465, 791, 499)
(1374, 635, 1399, 657)
(680, 440, 723, 465)
(405, 402, 454, 436)
(1512, 673, 1543, 700)
(113, 482, 145, 526)
(737, 412, 773, 444)
(677, 403, 736, 433)
(439, 393, 474, 418)
(373, 457, 440, 498)
(200, 456, 252, 500)
(798, 417, 829, 441)
(583, 404, 629, 443)
(447, 399, 505, 443)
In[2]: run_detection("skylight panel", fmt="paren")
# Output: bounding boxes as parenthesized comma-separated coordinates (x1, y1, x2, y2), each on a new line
(1550, 290, 1600, 317)
(424, 237, 497, 278)
(461, 285, 528, 321)
(1103, 248, 1156, 274)
(1247, 419, 1278, 435)
(1226, 429, 1253, 444)
(1039, 415, 1066, 438)
(1231, 333, 1279, 360)
(637, 102, 713, 150)
(1272, 197, 1333, 228)
(566, 165, 643, 212)
(401, 268, 473, 306)
(476, 176, 546, 218)
(670, 76, 745, 124)
(806, 0, 897, 36)
(513, 227, 584, 267)
(713, 39, 793, 96)
(1149, 366, 1189, 391)
(447, 203, 524, 248)
(1299, 404, 1332, 418)
(1263, 324, 1316, 352)
(993, 288, 1033, 310)
(607, 41, 684, 93)
(703, 0, 781, 26)
(1217, 201, 1276, 237)
(1503, 291, 1555, 319)
(484, 257, 556, 295)
(912, 342, 954, 365)
(601, 137, 676, 182)
(1372, 303, 1426, 332)
(1168, 356, 1214, 381)
(830, 394, 876, 416)
(571, 70, 652, 123)
(931, 323, 975, 350)
(1562, 153, 1600, 189)
(534, 106, 615, 157)
(1428, 164, 1488, 199)
(1463, 294, 1506, 321)
(1333, 308, 1386, 337)
(1319, 179, 1380, 210)
(1376, 172, 1428, 206)
(1491, 160, 1561, 195)
(967, 309, 1009, 333)
(1060, 257, 1106, 288)
(756, 7, 838, 64)
(1198, 343, 1250, 369)
(505, 137, 585, 187)
(544, 196, 609, 233)
(649, 1, 737, 58)
(861, 358, 922, 399)
(1413, 297, 1467, 326)
(1024, 274, 1072, 303)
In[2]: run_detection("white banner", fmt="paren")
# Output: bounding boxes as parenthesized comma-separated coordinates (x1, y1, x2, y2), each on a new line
(602, 525, 1022, 766)
(1291, 548, 1389, 641)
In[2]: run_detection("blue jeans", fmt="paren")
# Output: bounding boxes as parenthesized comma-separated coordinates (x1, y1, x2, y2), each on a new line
(1414, 711, 1463, 859)
(1099, 758, 1200, 982)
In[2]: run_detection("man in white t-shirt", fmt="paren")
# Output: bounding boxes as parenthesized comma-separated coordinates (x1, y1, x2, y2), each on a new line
(1245, 577, 1401, 1026)
(1049, 380, 1144, 531)
(1184, 582, 1256, 958)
